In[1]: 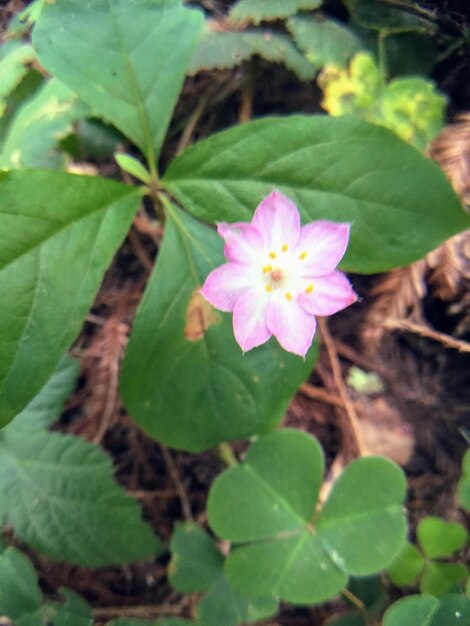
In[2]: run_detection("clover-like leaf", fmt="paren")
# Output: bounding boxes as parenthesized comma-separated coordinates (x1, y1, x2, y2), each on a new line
(120, 205, 317, 452)
(163, 115, 468, 273)
(383, 593, 470, 626)
(387, 541, 425, 586)
(208, 430, 407, 604)
(417, 517, 468, 560)
(420, 562, 468, 597)
(33, 0, 203, 166)
(0, 169, 139, 427)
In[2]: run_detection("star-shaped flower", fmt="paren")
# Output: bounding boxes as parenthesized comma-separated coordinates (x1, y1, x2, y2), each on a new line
(201, 190, 357, 357)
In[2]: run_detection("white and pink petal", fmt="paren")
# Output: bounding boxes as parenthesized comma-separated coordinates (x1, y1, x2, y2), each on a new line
(233, 288, 271, 352)
(252, 190, 301, 251)
(266, 292, 317, 358)
(298, 270, 357, 317)
(297, 221, 351, 276)
(219, 223, 265, 265)
(201, 262, 255, 312)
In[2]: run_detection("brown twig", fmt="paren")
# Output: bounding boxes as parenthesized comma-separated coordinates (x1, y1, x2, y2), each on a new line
(383, 318, 470, 353)
(160, 445, 194, 521)
(92, 604, 183, 620)
(176, 92, 210, 155)
(299, 383, 347, 409)
(318, 318, 369, 457)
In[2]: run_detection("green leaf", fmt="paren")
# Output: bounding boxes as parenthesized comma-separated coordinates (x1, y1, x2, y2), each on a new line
(189, 28, 315, 81)
(230, 0, 322, 24)
(458, 449, 470, 511)
(417, 517, 468, 559)
(108, 620, 192, 626)
(328, 614, 365, 626)
(47, 588, 92, 626)
(33, 0, 204, 166)
(208, 430, 406, 604)
(420, 562, 468, 597)
(383, 593, 470, 626)
(343, 0, 427, 33)
(0, 42, 36, 114)
(0, 547, 43, 625)
(120, 206, 318, 452)
(12, 357, 79, 431)
(163, 115, 468, 273)
(0, 169, 139, 427)
(0, 78, 89, 169)
(169, 522, 224, 593)
(115, 153, 151, 184)
(197, 575, 277, 626)
(387, 541, 425, 586)
(287, 16, 362, 69)
(0, 424, 162, 565)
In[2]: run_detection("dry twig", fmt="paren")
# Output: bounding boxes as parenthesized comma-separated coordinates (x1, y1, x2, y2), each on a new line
(383, 318, 470, 353)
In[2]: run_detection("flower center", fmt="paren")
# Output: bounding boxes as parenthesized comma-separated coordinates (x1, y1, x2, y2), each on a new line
(271, 269, 283, 283)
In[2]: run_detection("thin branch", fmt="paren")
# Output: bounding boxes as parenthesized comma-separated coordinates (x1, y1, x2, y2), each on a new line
(160, 445, 193, 521)
(93, 604, 183, 620)
(299, 383, 348, 409)
(384, 318, 470, 353)
(318, 318, 369, 457)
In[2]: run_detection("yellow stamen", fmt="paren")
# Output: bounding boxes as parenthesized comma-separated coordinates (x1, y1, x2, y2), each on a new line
(269, 251, 277, 259)
(281, 244, 288, 252)
(263, 265, 273, 273)
(265, 285, 273, 293)
(285, 292, 292, 301)
(305, 284, 314, 294)
(299, 252, 307, 260)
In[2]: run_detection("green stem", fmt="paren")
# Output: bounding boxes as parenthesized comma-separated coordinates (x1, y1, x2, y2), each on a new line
(217, 442, 238, 467)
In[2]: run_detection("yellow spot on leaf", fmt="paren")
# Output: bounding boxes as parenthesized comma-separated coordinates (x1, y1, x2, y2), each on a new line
(185, 290, 220, 341)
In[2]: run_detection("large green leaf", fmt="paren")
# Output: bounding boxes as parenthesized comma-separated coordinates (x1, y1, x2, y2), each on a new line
(0, 426, 162, 565)
(163, 115, 468, 273)
(120, 205, 318, 452)
(0, 169, 139, 427)
(383, 594, 470, 626)
(0, 78, 89, 169)
(33, 0, 203, 166)
(230, 0, 322, 24)
(0, 547, 43, 626)
(208, 430, 406, 604)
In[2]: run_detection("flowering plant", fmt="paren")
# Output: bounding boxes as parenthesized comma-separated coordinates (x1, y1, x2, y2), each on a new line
(202, 190, 357, 356)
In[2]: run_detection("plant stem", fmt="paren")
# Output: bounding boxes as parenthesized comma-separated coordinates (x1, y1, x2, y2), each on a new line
(217, 442, 238, 467)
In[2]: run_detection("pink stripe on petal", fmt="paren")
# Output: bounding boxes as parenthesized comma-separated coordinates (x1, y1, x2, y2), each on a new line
(233, 288, 271, 352)
(252, 190, 301, 250)
(222, 224, 265, 264)
(266, 293, 317, 357)
(201, 263, 254, 312)
(297, 221, 350, 276)
(298, 271, 357, 317)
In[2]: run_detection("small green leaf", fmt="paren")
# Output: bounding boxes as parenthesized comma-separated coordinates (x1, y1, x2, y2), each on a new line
(343, 0, 427, 33)
(383, 593, 470, 626)
(420, 562, 468, 597)
(33, 0, 204, 165)
(169, 522, 224, 593)
(197, 575, 277, 626)
(0, 42, 36, 113)
(458, 449, 470, 511)
(0, 78, 89, 169)
(0, 419, 162, 566)
(417, 517, 468, 559)
(208, 430, 406, 604)
(387, 541, 425, 586)
(189, 28, 315, 81)
(120, 206, 317, 452)
(287, 16, 362, 69)
(115, 153, 151, 184)
(0, 547, 43, 625)
(230, 0, 322, 24)
(12, 357, 79, 431)
(163, 115, 468, 274)
(47, 588, 92, 626)
(0, 170, 139, 427)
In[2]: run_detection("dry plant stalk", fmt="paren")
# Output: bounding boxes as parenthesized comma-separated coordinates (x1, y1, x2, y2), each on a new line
(363, 113, 470, 352)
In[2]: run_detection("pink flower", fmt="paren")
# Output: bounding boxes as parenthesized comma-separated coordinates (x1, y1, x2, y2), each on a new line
(201, 190, 357, 357)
